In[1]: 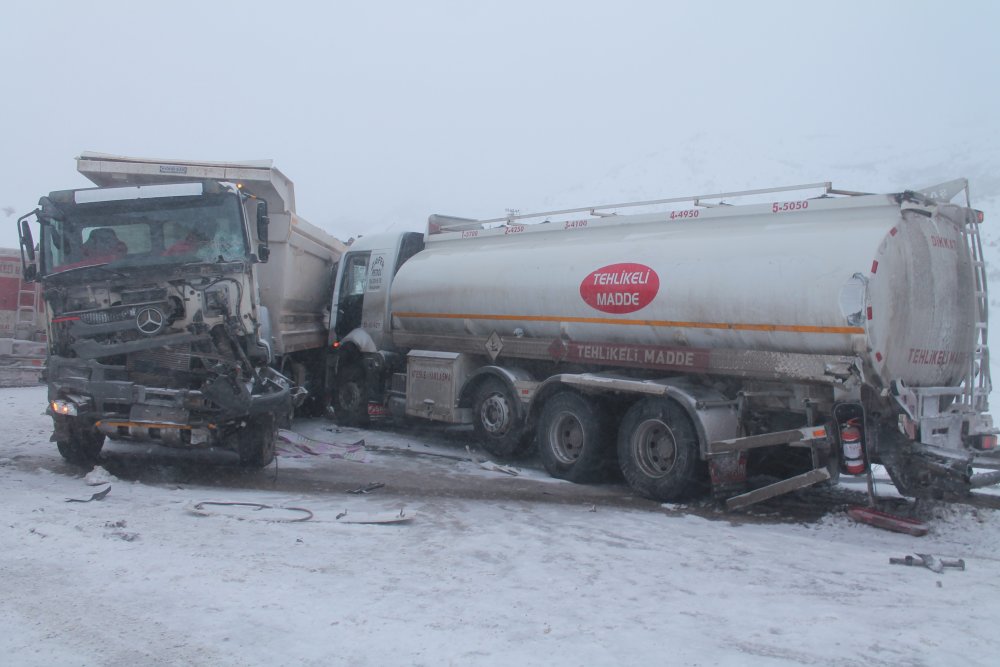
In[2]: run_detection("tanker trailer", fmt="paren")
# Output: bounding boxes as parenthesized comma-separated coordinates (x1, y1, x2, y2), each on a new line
(326, 180, 999, 505)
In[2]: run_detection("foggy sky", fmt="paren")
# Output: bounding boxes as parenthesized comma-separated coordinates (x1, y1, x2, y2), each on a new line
(2, 0, 998, 249)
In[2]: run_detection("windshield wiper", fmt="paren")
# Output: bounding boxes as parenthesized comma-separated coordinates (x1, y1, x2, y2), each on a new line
(180, 256, 243, 268)
(46, 262, 127, 280)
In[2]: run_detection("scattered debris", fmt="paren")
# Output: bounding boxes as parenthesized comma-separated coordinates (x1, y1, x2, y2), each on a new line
(464, 445, 520, 476)
(478, 460, 520, 476)
(348, 482, 385, 494)
(65, 484, 111, 503)
(84, 466, 117, 486)
(188, 500, 314, 523)
(847, 505, 929, 536)
(277, 429, 367, 461)
(106, 529, 139, 542)
(335, 508, 414, 524)
(890, 553, 966, 573)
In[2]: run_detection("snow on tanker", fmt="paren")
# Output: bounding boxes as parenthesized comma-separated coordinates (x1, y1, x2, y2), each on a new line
(326, 180, 999, 506)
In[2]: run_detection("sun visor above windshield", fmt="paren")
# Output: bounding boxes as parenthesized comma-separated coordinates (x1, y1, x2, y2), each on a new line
(73, 182, 204, 204)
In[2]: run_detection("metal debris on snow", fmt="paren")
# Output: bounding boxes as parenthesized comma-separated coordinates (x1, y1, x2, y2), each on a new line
(889, 553, 966, 573)
(65, 484, 111, 503)
(348, 482, 385, 494)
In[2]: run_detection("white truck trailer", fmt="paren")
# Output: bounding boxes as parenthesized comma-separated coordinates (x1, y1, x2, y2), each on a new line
(17, 153, 346, 467)
(326, 180, 998, 505)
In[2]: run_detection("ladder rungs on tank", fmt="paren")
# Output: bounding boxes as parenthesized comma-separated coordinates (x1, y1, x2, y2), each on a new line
(961, 197, 991, 413)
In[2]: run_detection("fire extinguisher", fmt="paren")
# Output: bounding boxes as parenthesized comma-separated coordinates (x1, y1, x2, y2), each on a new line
(840, 418, 866, 475)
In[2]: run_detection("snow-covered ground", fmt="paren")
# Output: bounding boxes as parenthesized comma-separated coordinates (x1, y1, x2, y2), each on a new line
(2, 384, 1000, 666)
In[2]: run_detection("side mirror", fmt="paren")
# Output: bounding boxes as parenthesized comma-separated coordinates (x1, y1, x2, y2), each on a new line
(18, 215, 37, 281)
(256, 200, 270, 263)
(256, 200, 269, 243)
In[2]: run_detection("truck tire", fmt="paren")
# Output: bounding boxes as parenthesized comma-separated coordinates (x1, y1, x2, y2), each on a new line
(332, 363, 370, 427)
(56, 422, 105, 466)
(297, 391, 330, 419)
(472, 376, 530, 459)
(617, 397, 703, 501)
(238, 414, 277, 468)
(537, 391, 613, 482)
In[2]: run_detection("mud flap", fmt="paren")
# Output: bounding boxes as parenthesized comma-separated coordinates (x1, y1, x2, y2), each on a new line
(708, 451, 747, 499)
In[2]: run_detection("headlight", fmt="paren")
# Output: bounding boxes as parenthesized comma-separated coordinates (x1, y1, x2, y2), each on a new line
(50, 400, 78, 416)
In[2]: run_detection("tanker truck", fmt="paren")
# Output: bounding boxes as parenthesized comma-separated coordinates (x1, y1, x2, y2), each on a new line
(16, 153, 346, 467)
(326, 179, 999, 506)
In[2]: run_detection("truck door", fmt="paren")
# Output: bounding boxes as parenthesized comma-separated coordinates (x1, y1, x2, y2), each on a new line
(333, 251, 371, 340)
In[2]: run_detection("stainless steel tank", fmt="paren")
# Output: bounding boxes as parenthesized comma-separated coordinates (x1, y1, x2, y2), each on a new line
(391, 193, 977, 389)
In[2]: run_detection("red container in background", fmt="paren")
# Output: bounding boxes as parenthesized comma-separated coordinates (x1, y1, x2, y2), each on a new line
(0, 249, 45, 341)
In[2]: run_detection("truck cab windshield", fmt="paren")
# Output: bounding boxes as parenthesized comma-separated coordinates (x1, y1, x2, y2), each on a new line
(40, 192, 248, 277)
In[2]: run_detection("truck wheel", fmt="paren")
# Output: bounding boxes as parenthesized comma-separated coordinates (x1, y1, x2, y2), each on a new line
(297, 391, 330, 419)
(472, 377, 529, 459)
(537, 391, 613, 482)
(56, 423, 105, 466)
(238, 414, 277, 468)
(617, 397, 703, 501)
(332, 363, 370, 427)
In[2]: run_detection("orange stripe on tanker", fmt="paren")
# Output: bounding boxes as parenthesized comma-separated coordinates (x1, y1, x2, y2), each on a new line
(392, 311, 865, 335)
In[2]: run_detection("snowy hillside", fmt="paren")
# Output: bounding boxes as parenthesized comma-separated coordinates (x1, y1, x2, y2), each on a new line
(516, 124, 1000, 215)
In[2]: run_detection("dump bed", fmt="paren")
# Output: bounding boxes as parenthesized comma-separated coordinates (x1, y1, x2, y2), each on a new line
(76, 153, 347, 355)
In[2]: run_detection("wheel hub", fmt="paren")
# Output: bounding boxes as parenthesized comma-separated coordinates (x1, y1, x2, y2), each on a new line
(632, 418, 677, 478)
(549, 412, 584, 464)
(480, 394, 512, 436)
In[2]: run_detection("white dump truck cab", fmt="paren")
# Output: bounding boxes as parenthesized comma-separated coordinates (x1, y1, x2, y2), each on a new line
(17, 154, 344, 468)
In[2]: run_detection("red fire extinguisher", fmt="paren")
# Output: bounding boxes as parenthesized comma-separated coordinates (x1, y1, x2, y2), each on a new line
(840, 418, 866, 475)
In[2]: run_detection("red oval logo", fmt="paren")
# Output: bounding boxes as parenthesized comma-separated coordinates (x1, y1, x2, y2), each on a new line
(580, 263, 659, 314)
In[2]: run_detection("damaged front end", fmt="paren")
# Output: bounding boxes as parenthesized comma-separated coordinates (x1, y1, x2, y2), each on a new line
(876, 381, 1000, 499)
(30, 181, 290, 467)
(44, 274, 292, 467)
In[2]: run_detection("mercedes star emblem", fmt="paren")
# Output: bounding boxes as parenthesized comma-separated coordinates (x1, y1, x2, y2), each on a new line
(136, 307, 166, 336)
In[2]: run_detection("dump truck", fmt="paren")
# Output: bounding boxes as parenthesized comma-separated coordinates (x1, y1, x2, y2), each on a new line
(16, 153, 346, 466)
(326, 179, 998, 505)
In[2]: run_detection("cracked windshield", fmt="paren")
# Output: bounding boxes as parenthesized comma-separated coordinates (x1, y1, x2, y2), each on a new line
(43, 190, 246, 275)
